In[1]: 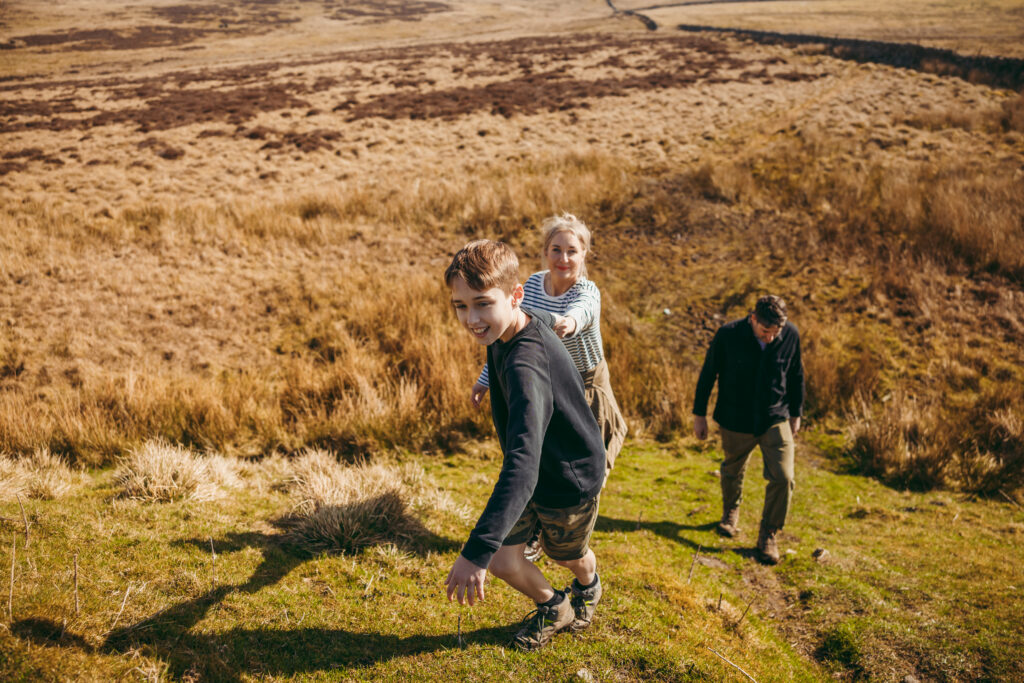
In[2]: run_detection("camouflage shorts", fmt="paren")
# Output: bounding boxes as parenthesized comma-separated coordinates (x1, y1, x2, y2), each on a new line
(503, 495, 600, 562)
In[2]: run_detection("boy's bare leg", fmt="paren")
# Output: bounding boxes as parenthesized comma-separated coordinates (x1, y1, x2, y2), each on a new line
(553, 548, 596, 587)
(489, 544, 557, 603)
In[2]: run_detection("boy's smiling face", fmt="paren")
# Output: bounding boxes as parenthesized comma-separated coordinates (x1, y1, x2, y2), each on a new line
(450, 275, 524, 345)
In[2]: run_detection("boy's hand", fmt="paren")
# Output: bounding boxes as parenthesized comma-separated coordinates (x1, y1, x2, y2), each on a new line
(471, 382, 489, 408)
(445, 555, 487, 606)
(553, 315, 577, 339)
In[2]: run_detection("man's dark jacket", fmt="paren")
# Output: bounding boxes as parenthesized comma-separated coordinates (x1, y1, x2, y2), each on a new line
(460, 309, 606, 569)
(692, 317, 804, 436)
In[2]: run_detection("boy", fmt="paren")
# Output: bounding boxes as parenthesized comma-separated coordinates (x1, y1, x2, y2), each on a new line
(443, 239, 606, 651)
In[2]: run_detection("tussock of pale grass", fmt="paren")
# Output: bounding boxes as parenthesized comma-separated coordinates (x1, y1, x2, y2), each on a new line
(0, 449, 80, 502)
(0, 456, 30, 502)
(114, 440, 241, 502)
(844, 394, 949, 490)
(845, 376, 1024, 494)
(284, 449, 465, 554)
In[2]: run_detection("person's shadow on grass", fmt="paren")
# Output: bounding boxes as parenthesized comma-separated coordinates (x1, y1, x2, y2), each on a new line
(11, 496, 498, 680)
(595, 514, 722, 553)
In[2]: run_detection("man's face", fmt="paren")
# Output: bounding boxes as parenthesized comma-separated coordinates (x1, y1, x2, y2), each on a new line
(750, 314, 782, 345)
(450, 276, 523, 346)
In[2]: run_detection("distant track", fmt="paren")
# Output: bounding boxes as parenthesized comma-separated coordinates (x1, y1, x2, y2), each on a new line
(605, 0, 659, 31)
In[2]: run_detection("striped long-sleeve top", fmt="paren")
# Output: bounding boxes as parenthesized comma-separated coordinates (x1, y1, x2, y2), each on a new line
(477, 271, 604, 388)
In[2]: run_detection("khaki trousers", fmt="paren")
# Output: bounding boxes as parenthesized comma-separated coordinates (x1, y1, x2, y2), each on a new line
(719, 421, 795, 531)
(581, 360, 627, 471)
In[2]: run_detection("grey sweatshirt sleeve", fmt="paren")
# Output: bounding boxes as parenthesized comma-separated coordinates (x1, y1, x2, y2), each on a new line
(460, 353, 553, 568)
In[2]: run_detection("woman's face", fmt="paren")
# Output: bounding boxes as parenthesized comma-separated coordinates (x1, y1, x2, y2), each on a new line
(545, 230, 586, 283)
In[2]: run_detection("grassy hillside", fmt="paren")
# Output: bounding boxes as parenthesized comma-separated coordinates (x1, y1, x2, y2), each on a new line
(2, 1, 1024, 679)
(1, 441, 1021, 681)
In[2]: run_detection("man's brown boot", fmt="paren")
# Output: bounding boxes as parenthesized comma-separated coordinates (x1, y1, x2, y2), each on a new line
(716, 507, 740, 538)
(757, 522, 780, 565)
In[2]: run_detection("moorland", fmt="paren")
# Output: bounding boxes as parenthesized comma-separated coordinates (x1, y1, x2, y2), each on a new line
(2, 0, 1023, 680)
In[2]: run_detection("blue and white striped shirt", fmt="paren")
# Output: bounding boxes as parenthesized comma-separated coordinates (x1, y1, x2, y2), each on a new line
(477, 271, 604, 388)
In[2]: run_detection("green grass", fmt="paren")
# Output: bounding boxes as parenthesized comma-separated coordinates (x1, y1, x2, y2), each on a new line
(1, 439, 1022, 681)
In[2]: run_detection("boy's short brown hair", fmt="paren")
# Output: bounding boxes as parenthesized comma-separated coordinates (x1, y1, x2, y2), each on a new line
(444, 239, 520, 294)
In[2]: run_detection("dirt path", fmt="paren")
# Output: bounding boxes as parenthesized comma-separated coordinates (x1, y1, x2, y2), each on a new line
(605, 0, 659, 30)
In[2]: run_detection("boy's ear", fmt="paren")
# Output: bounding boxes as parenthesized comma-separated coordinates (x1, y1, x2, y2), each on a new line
(511, 283, 524, 307)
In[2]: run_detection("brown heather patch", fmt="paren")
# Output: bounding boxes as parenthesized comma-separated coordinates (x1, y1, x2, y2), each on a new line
(326, 0, 450, 23)
(3, 33, 805, 134)
(9, 83, 312, 133)
(5, 26, 211, 51)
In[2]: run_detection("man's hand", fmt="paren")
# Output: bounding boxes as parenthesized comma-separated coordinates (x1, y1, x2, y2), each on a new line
(470, 382, 489, 408)
(553, 315, 577, 339)
(693, 415, 708, 440)
(445, 555, 487, 606)
(789, 416, 801, 436)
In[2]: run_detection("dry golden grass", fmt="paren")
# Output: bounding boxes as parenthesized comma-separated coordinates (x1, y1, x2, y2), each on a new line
(0, 448, 80, 502)
(623, 0, 1024, 59)
(2, 1, 1022, 496)
(114, 439, 243, 502)
(283, 449, 466, 554)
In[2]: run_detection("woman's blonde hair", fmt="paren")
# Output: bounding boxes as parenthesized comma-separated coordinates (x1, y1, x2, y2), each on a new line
(540, 213, 591, 279)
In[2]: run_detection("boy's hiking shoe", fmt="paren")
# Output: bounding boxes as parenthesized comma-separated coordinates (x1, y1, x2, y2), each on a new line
(523, 535, 544, 563)
(757, 522, 780, 565)
(567, 575, 602, 631)
(510, 594, 573, 651)
(717, 507, 740, 538)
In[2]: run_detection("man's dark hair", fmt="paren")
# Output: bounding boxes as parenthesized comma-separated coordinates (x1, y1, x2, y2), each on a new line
(753, 295, 788, 327)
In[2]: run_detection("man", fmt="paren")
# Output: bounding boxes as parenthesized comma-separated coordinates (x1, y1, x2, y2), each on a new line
(692, 295, 805, 565)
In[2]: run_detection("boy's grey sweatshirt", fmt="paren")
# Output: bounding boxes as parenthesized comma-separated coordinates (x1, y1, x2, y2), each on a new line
(461, 309, 606, 569)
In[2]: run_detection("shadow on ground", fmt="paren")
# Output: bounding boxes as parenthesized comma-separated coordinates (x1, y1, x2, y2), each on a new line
(596, 514, 720, 552)
(11, 523, 479, 680)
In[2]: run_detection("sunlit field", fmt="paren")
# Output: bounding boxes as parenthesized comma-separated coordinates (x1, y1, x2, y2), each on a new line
(2, 0, 1023, 679)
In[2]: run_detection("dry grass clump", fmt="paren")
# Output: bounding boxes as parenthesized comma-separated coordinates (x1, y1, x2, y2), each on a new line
(844, 378, 1024, 493)
(114, 440, 243, 502)
(0, 456, 30, 502)
(844, 394, 949, 490)
(283, 449, 465, 554)
(0, 449, 80, 502)
(799, 320, 891, 417)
